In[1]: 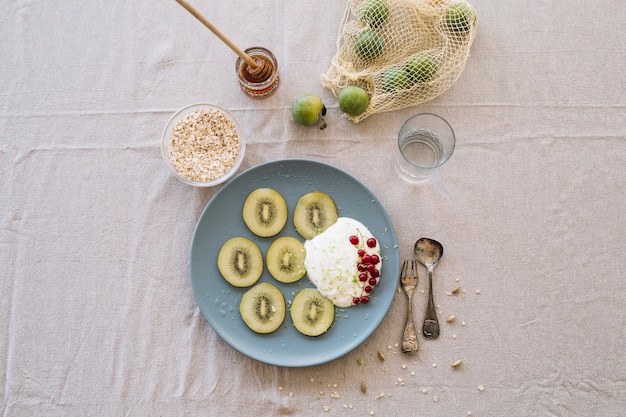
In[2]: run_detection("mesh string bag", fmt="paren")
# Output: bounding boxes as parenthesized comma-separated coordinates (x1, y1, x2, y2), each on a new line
(321, 0, 477, 122)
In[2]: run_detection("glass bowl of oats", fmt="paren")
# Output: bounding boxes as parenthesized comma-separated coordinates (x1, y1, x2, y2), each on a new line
(161, 103, 245, 187)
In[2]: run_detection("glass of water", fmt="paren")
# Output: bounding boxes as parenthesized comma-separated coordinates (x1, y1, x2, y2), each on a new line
(395, 113, 455, 183)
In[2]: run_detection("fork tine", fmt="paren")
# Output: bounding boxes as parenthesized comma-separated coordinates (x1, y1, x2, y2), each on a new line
(400, 259, 407, 279)
(412, 260, 417, 280)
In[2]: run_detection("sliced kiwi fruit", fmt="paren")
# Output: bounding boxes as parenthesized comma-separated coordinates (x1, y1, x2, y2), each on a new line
(242, 188, 288, 237)
(239, 282, 286, 334)
(266, 236, 307, 283)
(290, 288, 335, 336)
(217, 237, 263, 287)
(293, 191, 338, 240)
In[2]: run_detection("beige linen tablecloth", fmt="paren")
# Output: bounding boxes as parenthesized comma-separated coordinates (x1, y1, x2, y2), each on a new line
(2, 0, 625, 416)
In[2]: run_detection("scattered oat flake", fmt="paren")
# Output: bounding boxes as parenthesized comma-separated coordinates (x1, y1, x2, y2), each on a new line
(451, 286, 461, 294)
(433, 395, 439, 402)
(278, 386, 283, 391)
(451, 359, 462, 368)
(422, 389, 428, 394)
(477, 385, 485, 391)
(378, 350, 385, 361)
(289, 392, 293, 397)
(446, 315, 456, 323)
(361, 382, 367, 394)
(323, 405, 330, 412)
(475, 289, 481, 294)
(432, 363, 437, 368)
(370, 411, 375, 416)
(331, 391, 339, 399)
(452, 334, 457, 339)
(411, 371, 416, 376)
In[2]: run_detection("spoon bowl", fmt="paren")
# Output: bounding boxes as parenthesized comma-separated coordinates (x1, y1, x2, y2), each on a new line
(414, 238, 443, 339)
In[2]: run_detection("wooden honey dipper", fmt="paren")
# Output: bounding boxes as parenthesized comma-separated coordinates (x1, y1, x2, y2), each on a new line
(175, 0, 274, 82)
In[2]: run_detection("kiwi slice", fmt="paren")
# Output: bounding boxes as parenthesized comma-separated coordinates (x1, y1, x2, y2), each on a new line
(242, 188, 288, 237)
(266, 236, 307, 283)
(239, 282, 286, 334)
(217, 237, 263, 287)
(290, 288, 335, 336)
(293, 191, 338, 240)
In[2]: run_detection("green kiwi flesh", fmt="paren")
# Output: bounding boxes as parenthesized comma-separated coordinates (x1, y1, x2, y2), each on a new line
(290, 288, 335, 336)
(266, 236, 307, 283)
(242, 188, 288, 237)
(217, 237, 263, 287)
(239, 282, 286, 334)
(293, 191, 338, 240)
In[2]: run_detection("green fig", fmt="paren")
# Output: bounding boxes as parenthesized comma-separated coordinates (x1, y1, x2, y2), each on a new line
(354, 29, 385, 60)
(381, 67, 411, 92)
(358, 0, 389, 29)
(445, 2, 477, 33)
(405, 53, 438, 83)
(338, 86, 369, 117)
(291, 94, 327, 129)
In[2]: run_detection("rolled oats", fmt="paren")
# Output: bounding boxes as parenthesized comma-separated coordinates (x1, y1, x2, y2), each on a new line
(168, 108, 240, 182)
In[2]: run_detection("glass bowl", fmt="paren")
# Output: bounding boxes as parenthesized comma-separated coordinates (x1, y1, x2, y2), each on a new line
(161, 103, 245, 187)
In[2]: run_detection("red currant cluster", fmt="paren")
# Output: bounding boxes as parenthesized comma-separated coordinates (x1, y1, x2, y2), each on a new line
(349, 234, 380, 305)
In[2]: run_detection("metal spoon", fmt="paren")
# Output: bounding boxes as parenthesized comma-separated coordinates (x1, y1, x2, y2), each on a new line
(414, 238, 443, 339)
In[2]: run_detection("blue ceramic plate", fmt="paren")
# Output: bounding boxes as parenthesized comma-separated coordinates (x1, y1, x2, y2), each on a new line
(190, 159, 400, 367)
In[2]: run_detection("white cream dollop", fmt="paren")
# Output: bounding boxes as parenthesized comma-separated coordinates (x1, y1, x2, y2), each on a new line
(304, 217, 382, 307)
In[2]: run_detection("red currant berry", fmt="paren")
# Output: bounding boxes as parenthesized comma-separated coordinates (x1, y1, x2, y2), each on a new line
(361, 296, 369, 304)
(359, 273, 368, 282)
(366, 238, 377, 248)
(349, 235, 359, 245)
(371, 255, 380, 264)
(353, 297, 361, 305)
(362, 254, 372, 264)
(367, 264, 376, 273)
(370, 268, 380, 278)
(357, 249, 365, 257)
(364, 285, 373, 293)
(357, 263, 367, 272)
(368, 277, 377, 286)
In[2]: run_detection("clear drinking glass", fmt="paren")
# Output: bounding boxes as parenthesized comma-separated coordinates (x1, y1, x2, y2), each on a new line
(395, 113, 456, 183)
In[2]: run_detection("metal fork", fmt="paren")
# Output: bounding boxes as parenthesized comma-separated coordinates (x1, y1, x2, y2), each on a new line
(400, 260, 419, 354)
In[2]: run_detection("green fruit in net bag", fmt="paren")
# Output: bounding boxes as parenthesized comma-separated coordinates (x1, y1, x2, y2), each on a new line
(291, 94, 327, 128)
(358, 0, 389, 29)
(354, 29, 385, 60)
(405, 52, 438, 83)
(382, 67, 411, 92)
(338, 86, 370, 116)
(445, 2, 477, 33)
